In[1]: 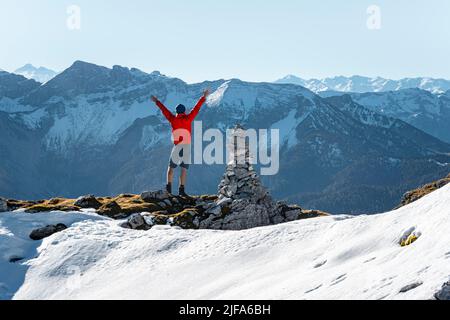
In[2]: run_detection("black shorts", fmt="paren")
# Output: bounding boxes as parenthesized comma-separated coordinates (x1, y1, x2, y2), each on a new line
(169, 145, 191, 169)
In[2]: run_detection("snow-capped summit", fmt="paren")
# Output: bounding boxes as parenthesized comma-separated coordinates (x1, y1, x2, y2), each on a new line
(276, 75, 450, 94)
(14, 64, 58, 84)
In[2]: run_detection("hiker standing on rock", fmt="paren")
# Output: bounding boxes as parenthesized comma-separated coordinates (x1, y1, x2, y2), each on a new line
(151, 90, 210, 197)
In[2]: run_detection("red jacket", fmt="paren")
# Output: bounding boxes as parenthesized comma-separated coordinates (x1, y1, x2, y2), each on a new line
(155, 96, 206, 145)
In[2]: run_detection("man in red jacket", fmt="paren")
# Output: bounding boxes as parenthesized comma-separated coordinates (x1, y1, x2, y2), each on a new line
(151, 90, 210, 196)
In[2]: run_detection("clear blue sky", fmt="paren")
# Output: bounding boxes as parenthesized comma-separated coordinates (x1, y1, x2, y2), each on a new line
(1, 0, 449, 83)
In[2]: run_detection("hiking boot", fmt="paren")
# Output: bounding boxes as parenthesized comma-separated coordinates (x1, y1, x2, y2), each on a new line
(166, 183, 172, 194)
(179, 185, 189, 197)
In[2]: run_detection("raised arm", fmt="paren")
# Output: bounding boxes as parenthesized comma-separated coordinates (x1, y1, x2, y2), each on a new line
(151, 96, 174, 122)
(187, 90, 210, 121)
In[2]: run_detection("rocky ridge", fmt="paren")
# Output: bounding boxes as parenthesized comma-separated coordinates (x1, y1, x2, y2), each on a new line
(0, 125, 327, 232)
(398, 173, 450, 207)
(0, 190, 325, 233)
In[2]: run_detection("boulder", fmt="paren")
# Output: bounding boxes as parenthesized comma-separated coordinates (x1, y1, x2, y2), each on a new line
(126, 213, 152, 230)
(207, 205, 222, 216)
(0, 197, 8, 212)
(172, 209, 201, 229)
(9, 256, 24, 263)
(435, 281, 450, 300)
(74, 194, 102, 209)
(142, 213, 169, 225)
(141, 190, 170, 202)
(97, 201, 122, 218)
(29, 224, 67, 241)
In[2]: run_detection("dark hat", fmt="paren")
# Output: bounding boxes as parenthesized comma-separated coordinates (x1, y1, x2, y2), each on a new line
(176, 104, 186, 114)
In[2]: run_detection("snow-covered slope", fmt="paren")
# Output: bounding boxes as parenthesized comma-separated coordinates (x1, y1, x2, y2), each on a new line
(2, 184, 448, 300)
(276, 75, 450, 94)
(0, 210, 108, 300)
(14, 64, 58, 84)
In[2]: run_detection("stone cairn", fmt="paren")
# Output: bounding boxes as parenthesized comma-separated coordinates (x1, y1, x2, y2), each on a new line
(200, 124, 301, 230)
(218, 124, 269, 202)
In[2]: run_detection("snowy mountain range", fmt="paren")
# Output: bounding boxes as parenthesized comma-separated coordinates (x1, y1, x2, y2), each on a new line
(1, 61, 450, 214)
(1, 182, 449, 299)
(14, 64, 58, 84)
(320, 89, 450, 144)
(276, 75, 450, 95)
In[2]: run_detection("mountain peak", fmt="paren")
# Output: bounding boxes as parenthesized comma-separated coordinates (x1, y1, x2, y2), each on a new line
(276, 74, 304, 83)
(14, 64, 58, 83)
(37, 61, 159, 98)
(69, 60, 106, 71)
(150, 70, 162, 76)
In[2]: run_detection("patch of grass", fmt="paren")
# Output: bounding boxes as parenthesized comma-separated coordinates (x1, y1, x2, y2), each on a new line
(400, 174, 450, 207)
(400, 234, 419, 247)
(6, 199, 37, 210)
(111, 194, 163, 215)
(299, 210, 329, 219)
(171, 208, 200, 229)
(25, 203, 79, 213)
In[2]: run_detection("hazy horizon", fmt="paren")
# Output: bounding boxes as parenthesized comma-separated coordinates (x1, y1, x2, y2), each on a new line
(4, 60, 450, 85)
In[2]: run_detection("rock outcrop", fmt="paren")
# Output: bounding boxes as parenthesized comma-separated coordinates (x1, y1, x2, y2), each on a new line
(97, 201, 123, 218)
(435, 281, 450, 300)
(398, 173, 450, 208)
(2, 189, 325, 231)
(74, 195, 102, 209)
(121, 213, 152, 230)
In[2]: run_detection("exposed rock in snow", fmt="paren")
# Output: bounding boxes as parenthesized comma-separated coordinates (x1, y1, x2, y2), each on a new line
(435, 281, 450, 300)
(121, 213, 151, 230)
(0, 211, 108, 300)
(399, 281, 423, 293)
(29, 224, 67, 241)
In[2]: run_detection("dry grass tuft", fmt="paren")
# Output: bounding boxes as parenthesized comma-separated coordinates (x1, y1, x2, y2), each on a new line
(399, 174, 450, 207)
